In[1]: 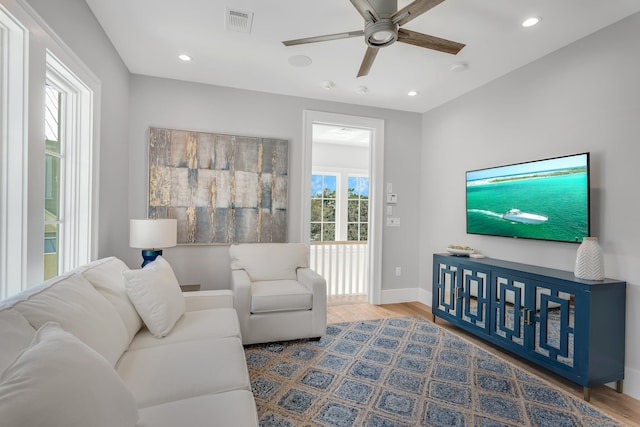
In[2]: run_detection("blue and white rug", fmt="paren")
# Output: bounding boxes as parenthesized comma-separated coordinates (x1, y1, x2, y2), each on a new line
(244, 317, 621, 426)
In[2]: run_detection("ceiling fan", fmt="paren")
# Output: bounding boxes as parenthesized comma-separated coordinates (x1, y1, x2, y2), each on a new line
(282, 0, 465, 78)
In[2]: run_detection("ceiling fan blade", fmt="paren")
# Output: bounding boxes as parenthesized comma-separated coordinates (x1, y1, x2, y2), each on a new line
(350, 0, 380, 22)
(283, 30, 364, 46)
(397, 28, 465, 55)
(392, 0, 445, 26)
(357, 47, 379, 78)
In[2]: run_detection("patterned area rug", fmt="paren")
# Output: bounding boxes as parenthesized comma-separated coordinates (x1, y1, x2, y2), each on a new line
(244, 317, 621, 426)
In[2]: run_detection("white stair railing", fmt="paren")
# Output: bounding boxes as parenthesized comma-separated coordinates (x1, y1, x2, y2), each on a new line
(310, 241, 368, 296)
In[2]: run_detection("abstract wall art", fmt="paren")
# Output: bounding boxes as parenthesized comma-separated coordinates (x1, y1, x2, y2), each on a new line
(147, 127, 288, 244)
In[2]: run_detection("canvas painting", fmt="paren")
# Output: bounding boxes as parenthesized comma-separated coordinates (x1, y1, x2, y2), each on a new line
(148, 127, 288, 244)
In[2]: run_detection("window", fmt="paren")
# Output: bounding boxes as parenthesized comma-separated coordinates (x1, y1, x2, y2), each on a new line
(310, 174, 337, 241)
(347, 176, 369, 241)
(43, 52, 95, 280)
(44, 85, 63, 279)
(310, 173, 369, 242)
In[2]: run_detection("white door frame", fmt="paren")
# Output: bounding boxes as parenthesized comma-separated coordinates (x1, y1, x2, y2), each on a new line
(301, 110, 384, 304)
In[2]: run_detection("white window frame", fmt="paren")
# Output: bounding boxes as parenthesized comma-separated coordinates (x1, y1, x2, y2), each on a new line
(0, 5, 28, 299)
(45, 51, 94, 274)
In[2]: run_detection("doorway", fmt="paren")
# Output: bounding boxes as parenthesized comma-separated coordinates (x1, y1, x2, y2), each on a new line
(301, 111, 384, 304)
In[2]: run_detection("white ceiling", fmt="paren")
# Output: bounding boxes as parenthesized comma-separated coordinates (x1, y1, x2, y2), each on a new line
(85, 0, 640, 113)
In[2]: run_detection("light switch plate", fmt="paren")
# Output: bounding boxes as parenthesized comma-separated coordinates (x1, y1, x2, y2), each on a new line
(386, 217, 400, 227)
(386, 193, 398, 204)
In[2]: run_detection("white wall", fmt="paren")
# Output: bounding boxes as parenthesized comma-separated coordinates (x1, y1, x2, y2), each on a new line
(127, 75, 422, 295)
(420, 12, 640, 399)
(24, 0, 131, 266)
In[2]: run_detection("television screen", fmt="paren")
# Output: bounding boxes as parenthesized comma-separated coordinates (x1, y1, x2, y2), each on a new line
(466, 153, 590, 243)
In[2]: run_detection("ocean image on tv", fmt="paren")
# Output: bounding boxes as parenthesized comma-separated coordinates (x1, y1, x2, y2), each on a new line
(466, 154, 589, 243)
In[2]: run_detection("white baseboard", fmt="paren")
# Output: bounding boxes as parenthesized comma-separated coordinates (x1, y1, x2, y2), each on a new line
(620, 365, 640, 400)
(379, 288, 418, 304)
(418, 288, 432, 307)
(378, 287, 433, 307)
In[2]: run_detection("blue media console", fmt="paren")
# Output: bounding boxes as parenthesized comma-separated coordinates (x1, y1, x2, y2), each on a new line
(432, 253, 626, 401)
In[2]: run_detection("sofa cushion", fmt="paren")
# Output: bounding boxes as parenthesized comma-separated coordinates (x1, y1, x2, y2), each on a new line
(12, 273, 129, 366)
(137, 390, 258, 427)
(0, 308, 36, 373)
(128, 307, 241, 351)
(123, 256, 185, 338)
(81, 256, 142, 341)
(251, 279, 313, 313)
(0, 322, 139, 427)
(230, 243, 309, 281)
(117, 336, 250, 408)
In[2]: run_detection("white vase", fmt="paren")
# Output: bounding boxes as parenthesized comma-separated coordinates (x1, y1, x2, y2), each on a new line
(574, 237, 605, 280)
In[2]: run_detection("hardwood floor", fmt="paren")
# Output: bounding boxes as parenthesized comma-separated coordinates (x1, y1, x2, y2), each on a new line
(327, 296, 640, 426)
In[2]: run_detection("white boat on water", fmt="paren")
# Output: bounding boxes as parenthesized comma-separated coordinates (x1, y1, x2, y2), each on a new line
(502, 209, 548, 224)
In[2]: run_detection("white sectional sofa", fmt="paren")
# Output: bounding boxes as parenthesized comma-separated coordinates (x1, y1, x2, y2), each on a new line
(0, 256, 258, 427)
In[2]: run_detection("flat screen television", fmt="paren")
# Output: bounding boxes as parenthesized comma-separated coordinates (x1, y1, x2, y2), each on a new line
(466, 153, 590, 243)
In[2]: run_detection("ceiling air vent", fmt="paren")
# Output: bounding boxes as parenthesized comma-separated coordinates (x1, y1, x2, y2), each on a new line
(226, 8, 254, 34)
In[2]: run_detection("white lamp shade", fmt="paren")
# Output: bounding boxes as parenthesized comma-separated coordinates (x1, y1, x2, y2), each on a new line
(129, 219, 177, 249)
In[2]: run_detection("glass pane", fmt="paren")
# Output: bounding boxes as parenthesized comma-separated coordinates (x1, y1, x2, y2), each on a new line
(311, 199, 322, 221)
(323, 175, 337, 194)
(310, 223, 321, 241)
(348, 200, 359, 222)
(360, 223, 368, 241)
(359, 177, 369, 198)
(311, 175, 323, 197)
(45, 86, 61, 153)
(348, 223, 359, 241)
(360, 200, 369, 222)
(44, 223, 59, 280)
(348, 176, 358, 198)
(323, 199, 335, 221)
(45, 154, 61, 219)
(323, 223, 335, 241)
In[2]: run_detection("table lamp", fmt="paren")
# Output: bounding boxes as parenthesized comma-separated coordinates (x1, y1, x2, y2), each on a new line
(129, 218, 177, 267)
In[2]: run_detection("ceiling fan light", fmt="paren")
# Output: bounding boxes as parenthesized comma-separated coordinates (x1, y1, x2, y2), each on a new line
(364, 19, 398, 47)
(370, 30, 395, 43)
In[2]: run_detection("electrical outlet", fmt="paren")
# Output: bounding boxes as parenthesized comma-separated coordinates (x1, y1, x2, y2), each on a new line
(386, 182, 393, 193)
(395, 267, 401, 277)
(386, 205, 393, 215)
(386, 217, 400, 227)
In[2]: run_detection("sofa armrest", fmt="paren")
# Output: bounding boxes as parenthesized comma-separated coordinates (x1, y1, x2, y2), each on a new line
(297, 268, 326, 296)
(297, 268, 327, 337)
(231, 269, 252, 332)
(183, 290, 234, 312)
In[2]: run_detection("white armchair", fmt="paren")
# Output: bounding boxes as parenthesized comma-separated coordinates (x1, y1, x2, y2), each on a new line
(229, 243, 327, 345)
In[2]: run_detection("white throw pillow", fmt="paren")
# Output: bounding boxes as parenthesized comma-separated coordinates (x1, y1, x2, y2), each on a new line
(82, 257, 143, 341)
(123, 256, 185, 338)
(0, 322, 139, 427)
(13, 273, 129, 366)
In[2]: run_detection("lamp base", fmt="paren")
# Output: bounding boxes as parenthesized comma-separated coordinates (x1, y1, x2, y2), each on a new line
(141, 249, 163, 268)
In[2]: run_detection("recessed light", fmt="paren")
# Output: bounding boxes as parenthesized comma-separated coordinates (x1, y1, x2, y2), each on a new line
(288, 55, 312, 67)
(178, 54, 192, 62)
(356, 86, 368, 95)
(522, 16, 541, 28)
(321, 80, 336, 90)
(407, 90, 419, 97)
(450, 62, 468, 72)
